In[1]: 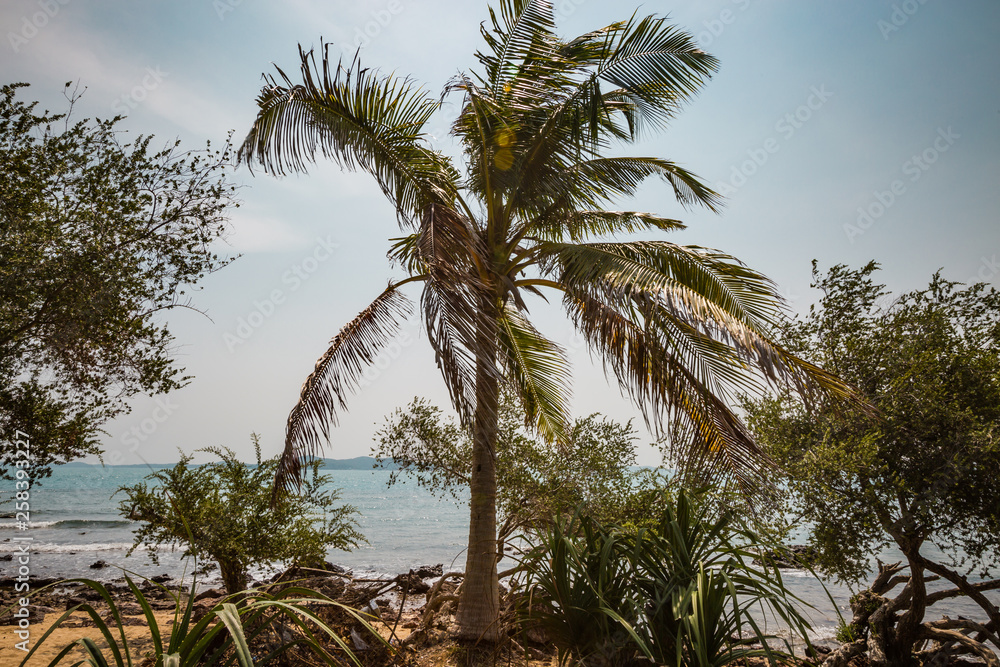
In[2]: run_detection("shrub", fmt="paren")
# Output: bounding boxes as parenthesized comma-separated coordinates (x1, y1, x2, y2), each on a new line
(517, 488, 813, 666)
(116, 435, 363, 594)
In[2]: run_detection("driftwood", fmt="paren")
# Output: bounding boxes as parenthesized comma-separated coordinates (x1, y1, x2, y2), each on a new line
(420, 571, 464, 629)
(822, 559, 1000, 667)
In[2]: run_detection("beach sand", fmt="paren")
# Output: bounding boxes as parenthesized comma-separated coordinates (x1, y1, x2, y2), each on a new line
(0, 607, 560, 667)
(0, 609, 177, 666)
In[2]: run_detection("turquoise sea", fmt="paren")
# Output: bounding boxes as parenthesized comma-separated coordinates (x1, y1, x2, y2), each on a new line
(2, 463, 996, 643)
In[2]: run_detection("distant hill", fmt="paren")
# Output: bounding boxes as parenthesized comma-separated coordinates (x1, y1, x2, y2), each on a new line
(318, 456, 398, 471)
(61, 456, 397, 470)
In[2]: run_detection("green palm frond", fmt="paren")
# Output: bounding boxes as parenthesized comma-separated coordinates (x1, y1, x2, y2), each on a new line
(476, 0, 559, 97)
(420, 277, 486, 426)
(279, 285, 413, 491)
(554, 157, 723, 212)
(560, 284, 767, 492)
(488, 17, 718, 213)
(592, 14, 718, 127)
(543, 241, 778, 329)
(239, 43, 460, 226)
(498, 303, 571, 441)
(523, 210, 687, 243)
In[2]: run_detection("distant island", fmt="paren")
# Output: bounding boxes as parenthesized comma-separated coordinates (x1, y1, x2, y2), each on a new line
(61, 456, 398, 470)
(317, 456, 398, 471)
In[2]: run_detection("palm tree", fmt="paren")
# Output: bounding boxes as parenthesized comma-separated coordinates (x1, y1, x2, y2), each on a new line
(239, 0, 853, 642)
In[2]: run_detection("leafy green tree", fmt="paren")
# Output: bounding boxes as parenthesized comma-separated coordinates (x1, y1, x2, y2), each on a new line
(239, 2, 851, 639)
(745, 262, 1000, 666)
(116, 436, 363, 595)
(0, 82, 238, 483)
(375, 394, 669, 541)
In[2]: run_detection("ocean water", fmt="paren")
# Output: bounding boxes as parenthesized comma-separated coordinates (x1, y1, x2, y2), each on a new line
(2, 463, 996, 642)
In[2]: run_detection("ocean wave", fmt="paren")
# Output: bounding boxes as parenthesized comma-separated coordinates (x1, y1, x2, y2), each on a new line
(6, 542, 147, 553)
(0, 520, 59, 529)
(0, 519, 131, 530)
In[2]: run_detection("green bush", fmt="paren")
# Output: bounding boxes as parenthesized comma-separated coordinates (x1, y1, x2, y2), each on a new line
(376, 394, 672, 540)
(517, 488, 813, 666)
(116, 435, 363, 594)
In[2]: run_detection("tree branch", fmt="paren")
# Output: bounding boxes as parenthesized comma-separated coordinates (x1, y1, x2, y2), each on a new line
(919, 557, 1000, 634)
(918, 625, 999, 667)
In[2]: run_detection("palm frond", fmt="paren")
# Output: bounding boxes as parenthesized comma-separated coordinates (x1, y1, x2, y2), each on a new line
(239, 43, 460, 226)
(420, 276, 491, 427)
(549, 241, 858, 406)
(522, 210, 687, 244)
(561, 285, 767, 493)
(594, 15, 718, 129)
(477, 0, 558, 97)
(498, 302, 571, 441)
(278, 285, 414, 492)
(542, 241, 775, 328)
(490, 16, 718, 215)
(557, 157, 722, 212)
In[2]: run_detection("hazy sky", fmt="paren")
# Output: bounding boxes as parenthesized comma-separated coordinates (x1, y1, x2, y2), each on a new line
(3, 0, 998, 467)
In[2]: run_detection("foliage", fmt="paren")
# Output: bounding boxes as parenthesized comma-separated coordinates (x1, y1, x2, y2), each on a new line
(516, 488, 812, 666)
(15, 574, 386, 666)
(239, 0, 855, 638)
(116, 435, 363, 594)
(375, 394, 670, 537)
(0, 82, 238, 483)
(744, 262, 1000, 664)
(746, 262, 1000, 582)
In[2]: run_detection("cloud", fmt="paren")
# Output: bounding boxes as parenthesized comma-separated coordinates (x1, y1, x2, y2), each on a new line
(215, 213, 312, 254)
(4, 6, 238, 140)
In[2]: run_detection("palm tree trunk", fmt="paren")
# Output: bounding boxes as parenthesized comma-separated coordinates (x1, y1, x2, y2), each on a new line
(456, 298, 501, 643)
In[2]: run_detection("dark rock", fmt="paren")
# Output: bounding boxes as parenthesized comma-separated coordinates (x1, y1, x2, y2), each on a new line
(148, 599, 175, 611)
(194, 588, 225, 602)
(150, 574, 172, 584)
(89, 559, 108, 569)
(413, 563, 444, 579)
(0, 554, 12, 561)
(753, 544, 818, 569)
(0, 607, 45, 624)
(323, 562, 353, 576)
(394, 572, 430, 594)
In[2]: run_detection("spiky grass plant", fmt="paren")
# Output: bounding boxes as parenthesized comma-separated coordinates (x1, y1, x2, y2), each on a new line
(17, 574, 387, 667)
(517, 488, 816, 666)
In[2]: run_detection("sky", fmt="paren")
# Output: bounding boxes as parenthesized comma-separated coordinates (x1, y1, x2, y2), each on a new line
(2, 0, 998, 467)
